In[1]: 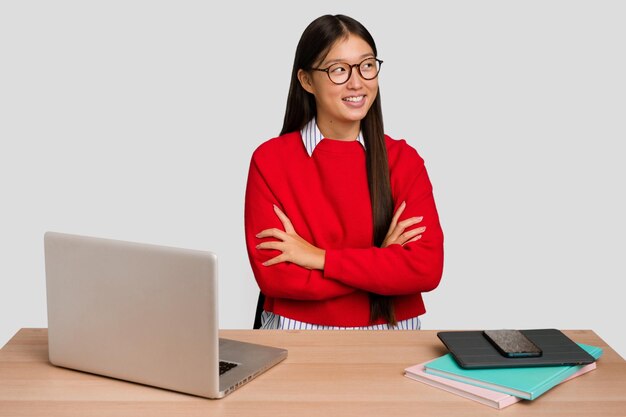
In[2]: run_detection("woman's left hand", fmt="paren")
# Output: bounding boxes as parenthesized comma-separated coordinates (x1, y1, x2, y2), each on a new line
(256, 205, 326, 270)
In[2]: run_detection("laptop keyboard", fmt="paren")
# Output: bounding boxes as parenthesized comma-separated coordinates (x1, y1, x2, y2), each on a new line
(219, 360, 238, 375)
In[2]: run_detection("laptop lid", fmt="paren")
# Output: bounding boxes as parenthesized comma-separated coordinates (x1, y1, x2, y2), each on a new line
(44, 231, 286, 398)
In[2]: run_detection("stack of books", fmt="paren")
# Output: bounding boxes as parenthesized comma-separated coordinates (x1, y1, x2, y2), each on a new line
(404, 342, 602, 410)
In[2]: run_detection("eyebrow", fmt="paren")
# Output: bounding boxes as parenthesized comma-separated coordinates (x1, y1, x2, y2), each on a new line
(321, 53, 375, 67)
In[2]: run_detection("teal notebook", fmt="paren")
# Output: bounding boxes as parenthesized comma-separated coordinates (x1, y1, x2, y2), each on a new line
(424, 343, 602, 400)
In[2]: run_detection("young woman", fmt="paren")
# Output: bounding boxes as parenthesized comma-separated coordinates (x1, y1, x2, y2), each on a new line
(244, 14, 444, 330)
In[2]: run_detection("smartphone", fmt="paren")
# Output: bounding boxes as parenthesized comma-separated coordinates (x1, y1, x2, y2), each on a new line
(483, 329, 543, 358)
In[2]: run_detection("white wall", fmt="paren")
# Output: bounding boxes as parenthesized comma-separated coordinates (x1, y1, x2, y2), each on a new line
(1, 1, 624, 357)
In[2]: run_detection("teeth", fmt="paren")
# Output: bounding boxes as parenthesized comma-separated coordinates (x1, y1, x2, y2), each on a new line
(343, 96, 364, 102)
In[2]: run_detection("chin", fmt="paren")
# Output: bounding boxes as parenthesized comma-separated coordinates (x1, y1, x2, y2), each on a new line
(344, 110, 370, 122)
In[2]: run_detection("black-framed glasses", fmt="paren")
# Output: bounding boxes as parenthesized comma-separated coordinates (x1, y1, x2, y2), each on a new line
(312, 57, 383, 85)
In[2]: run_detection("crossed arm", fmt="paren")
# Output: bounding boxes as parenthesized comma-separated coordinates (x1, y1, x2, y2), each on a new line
(256, 201, 424, 270)
(244, 154, 443, 300)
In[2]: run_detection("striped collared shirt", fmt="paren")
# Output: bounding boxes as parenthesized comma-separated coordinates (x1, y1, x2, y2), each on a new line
(300, 117, 365, 157)
(260, 311, 422, 330)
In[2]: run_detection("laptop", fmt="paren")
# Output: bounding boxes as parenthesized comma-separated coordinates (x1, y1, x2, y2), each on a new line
(44, 231, 287, 398)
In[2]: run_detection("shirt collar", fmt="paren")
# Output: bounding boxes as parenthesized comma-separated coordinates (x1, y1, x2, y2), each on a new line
(300, 117, 365, 157)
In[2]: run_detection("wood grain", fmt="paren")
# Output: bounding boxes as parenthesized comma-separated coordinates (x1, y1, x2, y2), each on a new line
(1, 329, 624, 417)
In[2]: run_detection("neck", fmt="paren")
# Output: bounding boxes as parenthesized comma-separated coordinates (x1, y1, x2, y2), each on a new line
(316, 116, 360, 141)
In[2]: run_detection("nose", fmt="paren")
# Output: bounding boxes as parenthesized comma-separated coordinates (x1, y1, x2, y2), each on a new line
(346, 64, 363, 89)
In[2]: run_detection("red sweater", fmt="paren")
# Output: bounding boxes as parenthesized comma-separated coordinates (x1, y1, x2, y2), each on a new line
(244, 131, 444, 326)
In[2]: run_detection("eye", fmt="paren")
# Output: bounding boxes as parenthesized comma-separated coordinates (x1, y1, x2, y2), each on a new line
(360, 59, 376, 71)
(330, 64, 348, 74)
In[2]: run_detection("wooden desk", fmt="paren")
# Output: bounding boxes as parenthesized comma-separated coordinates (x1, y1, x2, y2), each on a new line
(0, 329, 624, 416)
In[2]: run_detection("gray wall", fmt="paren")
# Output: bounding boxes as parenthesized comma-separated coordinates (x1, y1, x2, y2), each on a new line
(1, 1, 624, 357)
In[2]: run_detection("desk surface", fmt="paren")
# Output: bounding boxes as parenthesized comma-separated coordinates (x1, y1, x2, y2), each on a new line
(1, 329, 624, 417)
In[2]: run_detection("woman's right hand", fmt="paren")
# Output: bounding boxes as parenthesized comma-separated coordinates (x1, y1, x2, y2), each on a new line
(381, 201, 426, 248)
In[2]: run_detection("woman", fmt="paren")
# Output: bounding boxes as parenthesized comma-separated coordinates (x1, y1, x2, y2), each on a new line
(244, 14, 444, 330)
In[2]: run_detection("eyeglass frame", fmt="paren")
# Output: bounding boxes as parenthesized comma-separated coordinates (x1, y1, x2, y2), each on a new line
(311, 57, 384, 85)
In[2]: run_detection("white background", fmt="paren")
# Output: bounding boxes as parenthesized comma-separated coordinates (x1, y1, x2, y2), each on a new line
(1, 1, 624, 357)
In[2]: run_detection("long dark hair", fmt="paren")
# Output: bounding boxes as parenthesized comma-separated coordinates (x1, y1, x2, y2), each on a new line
(281, 15, 396, 325)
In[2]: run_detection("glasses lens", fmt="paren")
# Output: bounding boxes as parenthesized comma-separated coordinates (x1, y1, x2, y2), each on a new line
(359, 58, 381, 80)
(327, 63, 351, 84)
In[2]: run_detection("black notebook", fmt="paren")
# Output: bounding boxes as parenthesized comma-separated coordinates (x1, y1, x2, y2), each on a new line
(437, 329, 597, 369)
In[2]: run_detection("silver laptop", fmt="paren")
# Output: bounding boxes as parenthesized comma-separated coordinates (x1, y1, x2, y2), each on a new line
(44, 231, 287, 398)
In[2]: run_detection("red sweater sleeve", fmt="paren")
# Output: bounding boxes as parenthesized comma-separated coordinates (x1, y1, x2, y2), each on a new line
(323, 143, 444, 296)
(244, 152, 358, 301)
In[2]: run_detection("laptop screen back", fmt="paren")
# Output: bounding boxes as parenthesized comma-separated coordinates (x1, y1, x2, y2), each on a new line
(44, 232, 221, 397)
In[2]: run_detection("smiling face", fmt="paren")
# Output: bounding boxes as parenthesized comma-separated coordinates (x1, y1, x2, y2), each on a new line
(297, 34, 379, 140)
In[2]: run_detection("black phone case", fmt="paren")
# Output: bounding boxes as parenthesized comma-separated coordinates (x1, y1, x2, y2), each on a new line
(483, 329, 542, 357)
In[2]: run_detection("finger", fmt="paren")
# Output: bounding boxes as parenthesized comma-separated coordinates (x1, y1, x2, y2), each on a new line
(397, 216, 424, 230)
(256, 241, 284, 251)
(388, 217, 424, 244)
(262, 254, 286, 267)
(389, 224, 426, 246)
(387, 201, 406, 236)
(256, 228, 288, 240)
(273, 205, 295, 233)
(384, 202, 408, 242)
(385, 201, 406, 239)
(403, 235, 422, 245)
(400, 227, 426, 243)
(393, 201, 407, 218)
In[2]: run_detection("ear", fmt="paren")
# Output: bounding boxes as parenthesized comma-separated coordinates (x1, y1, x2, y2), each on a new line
(297, 69, 315, 95)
